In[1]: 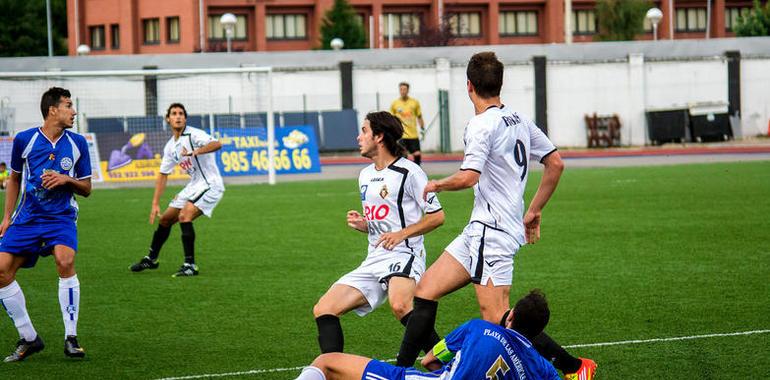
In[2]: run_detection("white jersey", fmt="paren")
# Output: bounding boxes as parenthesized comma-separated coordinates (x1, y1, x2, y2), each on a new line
(159, 126, 224, 190)
(359, 157, 442, 256)
(460, 106, 556, 246)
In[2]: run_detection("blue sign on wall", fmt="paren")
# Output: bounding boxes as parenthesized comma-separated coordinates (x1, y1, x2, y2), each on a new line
(215, 126, 321, 176)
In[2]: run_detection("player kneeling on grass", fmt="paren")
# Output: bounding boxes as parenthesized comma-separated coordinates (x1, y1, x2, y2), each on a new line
(313, 111, 444, 354)
(0, 87, 91, 361)
(130, 103, 224, 277)
(297, 290, 561, 380)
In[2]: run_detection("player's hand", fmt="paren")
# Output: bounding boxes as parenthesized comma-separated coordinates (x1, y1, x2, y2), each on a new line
(149, 204, 161, 224)
(181, 147, 195, 157)
(346, 210, 367, 232)
(0, 219, 9, 238)
(423, 180, 440, 200)
(41, 171, 69, 190)
(523, 210, 541, 244)
(376, 231, 406, 250)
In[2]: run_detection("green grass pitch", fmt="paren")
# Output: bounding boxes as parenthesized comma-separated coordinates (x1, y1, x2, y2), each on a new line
(0, 161, 768, 379)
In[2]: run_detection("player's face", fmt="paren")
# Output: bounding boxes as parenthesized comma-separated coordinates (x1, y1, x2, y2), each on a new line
(399, 85, 409, 98)
(357, 120, 377, 158)
(52, 97, 76, 129)
(166, 107, 187, 130)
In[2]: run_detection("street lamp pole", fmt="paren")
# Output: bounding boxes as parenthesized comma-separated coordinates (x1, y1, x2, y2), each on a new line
(220, 13, 237, 53)
(646, 8, 663, 41)
(46, 0, 53, 56)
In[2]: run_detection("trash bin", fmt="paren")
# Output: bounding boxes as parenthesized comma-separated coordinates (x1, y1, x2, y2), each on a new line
(688, 102, 732, 142)
(645, 108, 689, 145)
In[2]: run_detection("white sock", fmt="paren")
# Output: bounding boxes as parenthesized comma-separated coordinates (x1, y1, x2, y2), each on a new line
(58, 275, 80, 337)
(0, 281, 37, 341)
(295, 366, 326, 380)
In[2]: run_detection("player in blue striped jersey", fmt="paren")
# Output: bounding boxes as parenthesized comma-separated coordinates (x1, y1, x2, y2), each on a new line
(295, 290, 560, 380)
(0, 87, 92, 362)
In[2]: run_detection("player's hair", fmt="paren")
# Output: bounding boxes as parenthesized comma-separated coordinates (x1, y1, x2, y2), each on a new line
(511, 289, 550, 339)
(466, 52, 503, 99)
(399, 82, 410, 89)
(40, 87, 72, 119)
(0, 162, 5, 167)
(365, 111, 406, 157)
(166, 103, 188, 118)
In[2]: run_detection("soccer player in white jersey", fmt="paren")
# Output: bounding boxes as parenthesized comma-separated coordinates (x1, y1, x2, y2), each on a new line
(312, 111, 445, 354)
(129, 103, 224, 277)
(397, 53, 596, 380)
(0, 87, 91, 361)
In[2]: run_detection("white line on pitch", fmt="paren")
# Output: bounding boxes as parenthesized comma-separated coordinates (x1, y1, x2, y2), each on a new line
(154, 329, 770, 380)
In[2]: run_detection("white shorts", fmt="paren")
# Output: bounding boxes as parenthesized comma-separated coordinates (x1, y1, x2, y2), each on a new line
(445, 222, 520, 286)
(335, 249, 426, 316)
(169, 183, 224, 217)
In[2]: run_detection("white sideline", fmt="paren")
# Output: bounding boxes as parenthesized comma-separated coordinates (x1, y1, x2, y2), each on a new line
(154, 329, 770, 380)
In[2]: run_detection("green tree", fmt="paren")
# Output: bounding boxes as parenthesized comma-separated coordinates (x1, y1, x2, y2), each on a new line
(734, 0, 770, 37)
(594, 0, 652, 41)
(0, 0, 68, 57)
(319, 0, 366, 49)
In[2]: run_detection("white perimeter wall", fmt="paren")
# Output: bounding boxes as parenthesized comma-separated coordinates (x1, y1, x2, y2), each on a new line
(0, 56, 765, 151)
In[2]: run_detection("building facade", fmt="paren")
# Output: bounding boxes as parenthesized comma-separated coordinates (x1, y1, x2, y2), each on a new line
(67, 0, 760, 55)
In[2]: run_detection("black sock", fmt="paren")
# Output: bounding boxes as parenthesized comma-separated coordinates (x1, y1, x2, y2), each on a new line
(413, 154, 422, 166)
(180, 222, 195, 264)
(315, 314, 344, 353)
(396, 297, 438, 367)
(148, 224, 171, 261)
(531, 331, 582, 373)
(400, 311, 441, 354)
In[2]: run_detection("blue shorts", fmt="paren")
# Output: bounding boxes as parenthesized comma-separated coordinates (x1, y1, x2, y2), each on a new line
(362, 360, 445, 380)
(0, 220, 78, 268)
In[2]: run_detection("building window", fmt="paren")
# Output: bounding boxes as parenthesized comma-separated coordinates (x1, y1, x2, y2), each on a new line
(89, 25, 105, 50)
(499, 10, 538, 36)
(725, 7, 751, 32)
(143, 18, 160, 44)
(167, 17, 180, 42)
(110, 24, 119, 49)
(572, 9, 597, 34)
(383, 13, 421, 37)
(448, 12, 481, 37)
(266, 14, 307, 40)
(675, 8, 706, 32)
(208, 14, 247, 40)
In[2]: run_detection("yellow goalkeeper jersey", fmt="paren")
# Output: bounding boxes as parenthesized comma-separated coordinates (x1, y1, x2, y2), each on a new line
(390, 97, 422, 139)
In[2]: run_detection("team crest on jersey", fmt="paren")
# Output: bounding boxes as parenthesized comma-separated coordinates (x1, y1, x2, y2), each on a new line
(360, 185, 368, 201)
(60, 157, 73, 171)
(379, 184, 389, 199)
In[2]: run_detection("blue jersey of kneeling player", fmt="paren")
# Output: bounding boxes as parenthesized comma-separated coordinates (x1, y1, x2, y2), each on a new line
(440, 319, 559, 380)
(9, 127, 92, 224)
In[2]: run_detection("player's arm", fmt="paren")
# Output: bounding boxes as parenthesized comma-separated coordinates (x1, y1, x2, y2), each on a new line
(184, 140, 222, 157)
(523, 151, 564, 244)
(420, 338, 455, 371)
(149, 173, 169, 224)
(40, 172, 91, 197)
(0, 171, 21, 235)
(422, 170, 479, 200)
(375, 210, 444, 249)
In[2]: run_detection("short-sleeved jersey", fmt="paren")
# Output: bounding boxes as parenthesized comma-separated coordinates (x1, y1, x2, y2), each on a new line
(390, 97, 423, 139)
(359, 157, 441, 256)
(0, 169, 8, 181)
(440, 319, 560, 380)
(10, 127, 92, 225)
(159, 126, 224, 190)
(460, 106, 556, 246)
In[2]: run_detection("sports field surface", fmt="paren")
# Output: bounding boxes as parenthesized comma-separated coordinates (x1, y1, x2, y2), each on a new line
(1, 160, 768, 379)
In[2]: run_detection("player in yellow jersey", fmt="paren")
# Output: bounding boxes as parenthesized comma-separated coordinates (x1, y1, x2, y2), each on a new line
(0, 162, 8, 190)
(390, 82, 425, 165)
